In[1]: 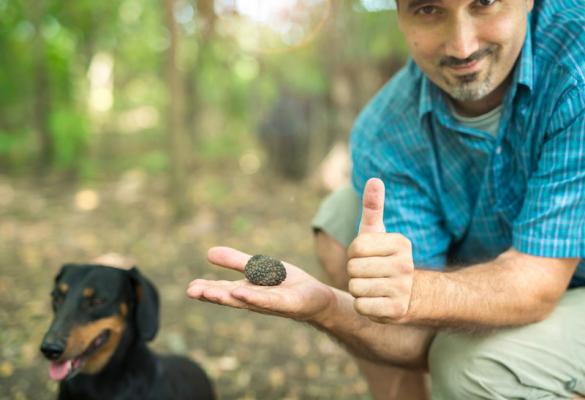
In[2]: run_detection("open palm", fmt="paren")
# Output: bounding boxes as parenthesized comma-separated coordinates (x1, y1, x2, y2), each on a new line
(187, 247, 335, 321)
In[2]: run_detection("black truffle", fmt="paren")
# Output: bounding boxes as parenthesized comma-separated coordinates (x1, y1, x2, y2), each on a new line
(244, 255, 287, 286)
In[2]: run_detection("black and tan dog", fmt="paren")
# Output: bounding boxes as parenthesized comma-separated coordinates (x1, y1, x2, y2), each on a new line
(40, 263, 215, 400)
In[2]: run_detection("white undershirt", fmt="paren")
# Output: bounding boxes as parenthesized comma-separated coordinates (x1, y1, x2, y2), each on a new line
(450, 104, 504, 137)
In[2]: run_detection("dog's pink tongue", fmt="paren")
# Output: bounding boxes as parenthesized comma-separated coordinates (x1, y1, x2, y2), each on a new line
(49, 360, 70, 381)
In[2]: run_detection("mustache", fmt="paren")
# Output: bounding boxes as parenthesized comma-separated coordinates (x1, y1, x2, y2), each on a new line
(440, 45, 497, 68)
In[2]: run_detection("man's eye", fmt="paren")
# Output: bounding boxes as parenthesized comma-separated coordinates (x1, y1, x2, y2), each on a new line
(476, 0, 496, 6)
(416, 5, 438, 15)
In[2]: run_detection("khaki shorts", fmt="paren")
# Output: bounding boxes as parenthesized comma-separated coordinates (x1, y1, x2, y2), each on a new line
(311, 185, 360, 248)
(312, 186, 585, 399)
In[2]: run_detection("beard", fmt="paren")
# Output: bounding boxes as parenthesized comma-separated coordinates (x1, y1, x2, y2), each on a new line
(446, 69, 495, 101)
(439, 45, 500, 102)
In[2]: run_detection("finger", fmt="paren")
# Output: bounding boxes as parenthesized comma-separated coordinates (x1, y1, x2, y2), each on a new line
(186, 280, 250, 309)
(186, 278, 241, 298)
(359, 178, 386, 234)
(231, 287, 286, 311)
(353, 297, 408, 320)
(368, 316, 394, 324)
(188, 278, 245, 290)
(186, 279, 207, 298)
(347, 255, 413, 278)
(207, 246, 251, 272)
(201, 287, 249, 309)
(347, 233, 411, 259)
(348, 277, 409, 298)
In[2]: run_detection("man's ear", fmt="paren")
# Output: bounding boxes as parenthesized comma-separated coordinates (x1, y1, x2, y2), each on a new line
(127, 267, 160, 341)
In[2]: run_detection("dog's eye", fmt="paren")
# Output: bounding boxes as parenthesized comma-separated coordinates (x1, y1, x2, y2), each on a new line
(52, 296, 64, 306)
(51, 291, 64, 306)
(86, 297, 106, 308)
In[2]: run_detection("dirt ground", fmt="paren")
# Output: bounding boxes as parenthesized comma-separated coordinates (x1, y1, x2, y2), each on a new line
(0, 167, 371, 399)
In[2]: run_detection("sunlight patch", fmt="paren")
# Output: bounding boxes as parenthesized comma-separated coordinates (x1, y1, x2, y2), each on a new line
(75, 190, 100, 211)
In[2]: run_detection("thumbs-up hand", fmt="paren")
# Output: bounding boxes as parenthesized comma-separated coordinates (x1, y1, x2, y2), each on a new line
(348, 178, 415, 324)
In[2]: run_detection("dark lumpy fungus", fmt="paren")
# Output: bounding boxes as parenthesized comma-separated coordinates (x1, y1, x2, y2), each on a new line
(244, 255, 287, 286)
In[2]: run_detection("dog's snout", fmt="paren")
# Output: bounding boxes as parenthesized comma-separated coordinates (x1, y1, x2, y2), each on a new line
(40, 339, 66, 360)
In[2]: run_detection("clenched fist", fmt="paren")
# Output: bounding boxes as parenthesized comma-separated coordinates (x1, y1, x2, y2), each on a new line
(347, 178, 415, 324)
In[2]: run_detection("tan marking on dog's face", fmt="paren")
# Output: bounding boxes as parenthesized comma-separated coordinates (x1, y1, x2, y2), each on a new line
(83, 288, 95, 297)
(64, 316, 126, 374)
(119, 303, 128, 317)
(58, 283, 69, 293)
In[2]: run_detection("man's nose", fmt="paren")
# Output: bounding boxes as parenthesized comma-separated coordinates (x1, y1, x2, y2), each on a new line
(444, 15, 480, 60)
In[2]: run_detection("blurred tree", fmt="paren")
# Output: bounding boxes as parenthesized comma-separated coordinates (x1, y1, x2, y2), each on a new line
(183, 0, 217, 139)
(31, 0, 53, 170)
(164, 0, 190, 218)
(255, 0, 406, 180)
(0, 0, 408, 184)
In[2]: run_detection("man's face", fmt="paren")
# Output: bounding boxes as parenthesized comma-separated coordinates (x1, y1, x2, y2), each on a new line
(397, 0, 534, 114)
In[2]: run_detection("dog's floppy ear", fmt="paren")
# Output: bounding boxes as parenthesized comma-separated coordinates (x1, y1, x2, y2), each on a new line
(127, 267, 160, 341)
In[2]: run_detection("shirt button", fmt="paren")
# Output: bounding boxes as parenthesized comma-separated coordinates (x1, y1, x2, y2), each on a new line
(495, 146, 502, 154)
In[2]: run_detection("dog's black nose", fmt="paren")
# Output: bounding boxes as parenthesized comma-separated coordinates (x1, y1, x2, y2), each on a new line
(40, 340, 65, 360)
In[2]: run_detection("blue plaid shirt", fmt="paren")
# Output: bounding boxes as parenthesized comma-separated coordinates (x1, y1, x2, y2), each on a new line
(351, 0, 585, 287)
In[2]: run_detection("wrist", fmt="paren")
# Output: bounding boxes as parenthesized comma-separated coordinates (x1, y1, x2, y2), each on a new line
(308, 286, 342, 328)
(398, 269, 437, 325)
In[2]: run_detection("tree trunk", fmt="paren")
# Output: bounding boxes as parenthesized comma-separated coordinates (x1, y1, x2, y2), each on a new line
(184, 0, 217, 139)
(31, 0, 53, 171)
(164, 0, 190, 219)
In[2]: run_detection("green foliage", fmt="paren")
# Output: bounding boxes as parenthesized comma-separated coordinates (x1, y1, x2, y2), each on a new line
(0, 0, 408, 176)
(137, 151, 169, 173)
(232, 214, 253, 234)
(196, 123, 253, 161)
(272, 51, 329, 95)
(49, 108, 89, 169)
(351, 6, 408, 59)
(0, 1, 33, 130)
(0, 130, 34, 168)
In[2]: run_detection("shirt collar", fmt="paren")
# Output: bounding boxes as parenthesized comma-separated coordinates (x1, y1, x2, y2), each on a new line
(418, 67, 435, 120)
(417, 16, 534, 121)
(510, 16, 534, 96)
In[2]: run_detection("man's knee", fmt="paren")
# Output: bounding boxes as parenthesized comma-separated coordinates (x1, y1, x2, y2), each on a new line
(428, 308, 585, 400)
(428, 331, 516, 400)
(314, 229, 349, 290)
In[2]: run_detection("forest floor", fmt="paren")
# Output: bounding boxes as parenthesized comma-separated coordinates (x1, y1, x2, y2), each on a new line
(0, 164, 371, 400)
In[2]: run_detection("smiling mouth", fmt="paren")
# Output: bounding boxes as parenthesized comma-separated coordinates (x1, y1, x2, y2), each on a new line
(447, 58, 485, 75)
(440, 45, 497, 77)
(48, 330, 111, 381)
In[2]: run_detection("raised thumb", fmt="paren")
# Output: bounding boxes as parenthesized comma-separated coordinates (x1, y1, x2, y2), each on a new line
(358, 178, 386, 234)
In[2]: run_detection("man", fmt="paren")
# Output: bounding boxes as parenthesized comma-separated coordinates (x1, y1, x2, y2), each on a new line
(188, 0, 585, 398)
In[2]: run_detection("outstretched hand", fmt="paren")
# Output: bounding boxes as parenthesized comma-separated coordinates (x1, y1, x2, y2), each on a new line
(186, 247, 336, 321)
(348, 178, 415, 324)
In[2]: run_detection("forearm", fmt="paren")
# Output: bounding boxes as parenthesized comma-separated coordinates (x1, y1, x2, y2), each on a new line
(406, 250, 573, 329)
(311, 288, 435, 370)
